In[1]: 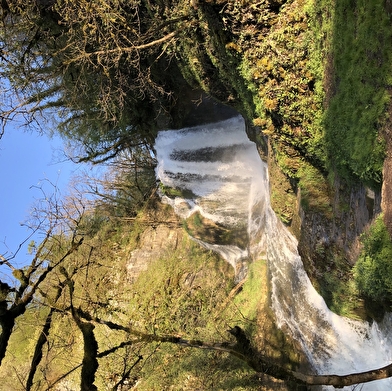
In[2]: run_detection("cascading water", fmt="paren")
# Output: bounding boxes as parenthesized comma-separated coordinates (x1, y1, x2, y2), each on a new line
(155, 115, 392, 390)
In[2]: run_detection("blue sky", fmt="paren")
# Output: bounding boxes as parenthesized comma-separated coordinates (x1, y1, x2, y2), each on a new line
(0, 126, 78, 281)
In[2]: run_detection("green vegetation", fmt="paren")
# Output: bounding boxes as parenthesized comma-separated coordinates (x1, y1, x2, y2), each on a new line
(234, 0, 392, 218)
(354, 215, 392, 303)
(3, 0, 392, 388)
(137, 347, 262, 391)
(324, 0, 391, 185)
(317, 214, 392, 317)
(159, 183, 197, 200)
(133, 256, 302, 390)
(297, 163, 332, 216)
(183, 211, 249, 249)
(232, 0, 331, 221)
(127, 239, 235, 338)
(228, 258, 303, 377)
(125, 242, 263, 390)
(231, 260, 265, 335)
(239, 0, 325, 168)
(318, 252, 362, 319)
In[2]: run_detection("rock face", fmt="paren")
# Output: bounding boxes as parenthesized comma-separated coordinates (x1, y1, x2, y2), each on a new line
(127, 224, 184, 282)
(178, 93, 239, 128)
(126, 198, 184, 282)
(295, 175, 381, 315)
(299, 177, 381, 268)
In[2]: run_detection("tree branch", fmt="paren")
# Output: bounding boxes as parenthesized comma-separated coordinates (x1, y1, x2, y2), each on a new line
(67, 31, 178, 66)
(44, 306, 392, 388)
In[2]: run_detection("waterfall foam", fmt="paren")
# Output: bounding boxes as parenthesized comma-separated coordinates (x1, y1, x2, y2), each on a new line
(155, 115, 392, 390)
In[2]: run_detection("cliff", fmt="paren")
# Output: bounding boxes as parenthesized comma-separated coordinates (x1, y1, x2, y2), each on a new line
(170, 0, 392, 318)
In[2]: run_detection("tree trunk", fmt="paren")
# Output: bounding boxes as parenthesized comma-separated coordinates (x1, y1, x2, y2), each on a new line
(0, 316, 15, 366)
(26, 308, 55, 391)
(79, 321, 98, 391)
(293, 364, 392, 387)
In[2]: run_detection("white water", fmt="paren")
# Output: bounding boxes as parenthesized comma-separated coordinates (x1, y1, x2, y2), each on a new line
(155, 115, 392, 390)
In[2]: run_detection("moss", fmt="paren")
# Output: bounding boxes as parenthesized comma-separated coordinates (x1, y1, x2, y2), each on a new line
(323, 0, 391, 184)
(268, 146, 297, 226)
(159, 183, 198, 200)
(297, 163, 332, 218)
(237, 0, 326, 183)
(184, 212, 249, 249)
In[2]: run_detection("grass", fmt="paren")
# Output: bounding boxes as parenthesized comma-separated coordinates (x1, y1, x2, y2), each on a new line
(224, 258, 304, 375)
(323, 0, 391, 185)
(231, 259, 266, 334)
(297, 163, 332, 217)
(127, 238, 267, 390)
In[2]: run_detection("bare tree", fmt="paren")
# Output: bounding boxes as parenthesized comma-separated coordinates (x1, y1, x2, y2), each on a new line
(0, 184, 82, 385)
(0, 231, 84, 367)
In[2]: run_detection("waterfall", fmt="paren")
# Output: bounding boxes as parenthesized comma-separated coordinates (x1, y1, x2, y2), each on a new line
(154, 115, 392, 390)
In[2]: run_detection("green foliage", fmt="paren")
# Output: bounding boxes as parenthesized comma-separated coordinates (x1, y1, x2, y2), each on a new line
(137, 347, 261, 391)
(131, 256, 281, 390)
(297, 163, 332, 216)
(231, 260, 265, 334)
(128, 237, 234, 337)
(238, 0, 326, 178)
(323, 0, 391, 184)
(123, 236, 272, 389)
(354, 215, 392, 302)
(319, 257, 361, 319)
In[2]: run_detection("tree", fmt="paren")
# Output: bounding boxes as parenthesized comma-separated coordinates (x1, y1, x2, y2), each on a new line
(0, 184, 84, 367)
(0, 0, 197, 160)
(2, 180, 392, 389)
(3, 1, 392, 389)
(75, 146, 157, 219)
(0, 0, 251, 163)
(354, 215, 392, 303)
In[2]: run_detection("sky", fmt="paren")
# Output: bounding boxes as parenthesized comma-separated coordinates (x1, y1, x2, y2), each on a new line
(0, 125, 79, 282)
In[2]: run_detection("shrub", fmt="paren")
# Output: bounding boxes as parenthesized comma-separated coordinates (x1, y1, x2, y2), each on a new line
(354, 215, 392, 302)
